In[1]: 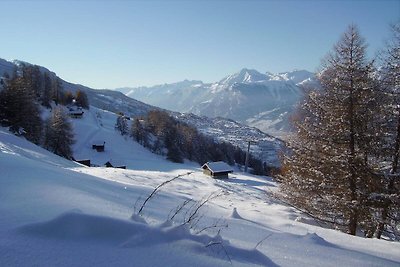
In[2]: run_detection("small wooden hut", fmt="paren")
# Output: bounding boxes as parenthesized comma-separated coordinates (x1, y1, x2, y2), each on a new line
(68, 106, 84, 118)
(92, 142, 105, 152)
(69, 110, 84, 118)
(201, 161, 233, 179)
(104, 160, 126, 169)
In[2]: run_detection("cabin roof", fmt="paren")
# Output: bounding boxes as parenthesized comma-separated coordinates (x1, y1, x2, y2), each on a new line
(105, 159, 125, 166)
(202, 161, 233, 173)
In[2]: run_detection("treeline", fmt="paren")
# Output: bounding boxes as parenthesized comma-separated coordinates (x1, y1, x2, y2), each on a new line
(116, 110, 269, 175)
(280, 24, 400, 240)
(0, 63, 88, 159)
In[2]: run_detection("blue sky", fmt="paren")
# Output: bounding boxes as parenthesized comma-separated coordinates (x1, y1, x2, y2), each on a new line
(0, 0, 398, 89)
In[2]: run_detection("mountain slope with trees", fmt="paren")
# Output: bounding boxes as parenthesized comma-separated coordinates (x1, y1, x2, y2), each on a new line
(0, 58, 283, 169)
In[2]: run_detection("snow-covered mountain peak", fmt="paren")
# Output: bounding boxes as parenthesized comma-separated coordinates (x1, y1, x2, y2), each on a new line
(169, 79, 204, 87)
(277, 69, 315, 84)
(119, 67, 318, 138)
(219, 68, 268, 85)
(217, 68, 315, 87)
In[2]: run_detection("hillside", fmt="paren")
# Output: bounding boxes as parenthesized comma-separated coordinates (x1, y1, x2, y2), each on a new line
(175, 113, 283, 167)
(119, 69, 319, 138)
(0, 58, 283, 166)
(1, 108, 399, 266)
(0, 58, 154, 118)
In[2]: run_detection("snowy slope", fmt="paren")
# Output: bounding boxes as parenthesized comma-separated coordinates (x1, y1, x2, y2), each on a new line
(71, 106, 196, 170)
(1, 109, 400, 266)
(119, 69, 317, 138)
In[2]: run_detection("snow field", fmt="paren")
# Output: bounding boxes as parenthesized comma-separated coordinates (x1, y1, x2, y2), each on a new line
(0, 107, 399, 266)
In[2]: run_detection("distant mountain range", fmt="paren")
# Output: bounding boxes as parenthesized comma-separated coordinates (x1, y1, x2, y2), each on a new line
(117, 68, 319, 138)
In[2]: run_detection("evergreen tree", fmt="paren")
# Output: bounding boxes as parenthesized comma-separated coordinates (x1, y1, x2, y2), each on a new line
(44, 107, 75, 159)
(0, 76, 42, 144)
(115, 114, 128, 135)
(280, 25, 378, 236)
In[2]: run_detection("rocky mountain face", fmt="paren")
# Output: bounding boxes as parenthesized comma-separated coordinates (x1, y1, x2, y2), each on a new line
(118, 68, 318, 138)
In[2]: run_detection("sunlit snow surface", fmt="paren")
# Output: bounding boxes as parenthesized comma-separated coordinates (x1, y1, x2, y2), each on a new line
(1, 107, 399, 266)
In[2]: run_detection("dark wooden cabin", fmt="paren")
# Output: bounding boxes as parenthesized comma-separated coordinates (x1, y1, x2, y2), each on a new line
(69, 111, 84, 118)
(201, 161, 233, 179)
(104, 161, 126, 169)
(92, 142, 105, 152)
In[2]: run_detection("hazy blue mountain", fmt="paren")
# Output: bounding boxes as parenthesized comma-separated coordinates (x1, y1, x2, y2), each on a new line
(117, 68, 318, 138)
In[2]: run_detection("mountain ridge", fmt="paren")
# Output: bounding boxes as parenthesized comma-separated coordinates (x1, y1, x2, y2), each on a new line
(116, 68, 318, 138)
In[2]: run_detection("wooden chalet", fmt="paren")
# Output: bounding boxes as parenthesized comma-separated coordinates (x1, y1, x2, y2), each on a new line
(68, 106, 84, 118)
(202, 161, 233, 179)
(92, 142, 105, 152)
(69, 110, 84, 118)
(104, 160, 126, 169)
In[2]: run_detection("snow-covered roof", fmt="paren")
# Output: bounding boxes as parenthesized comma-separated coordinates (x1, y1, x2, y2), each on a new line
(202, 161, 233, 173)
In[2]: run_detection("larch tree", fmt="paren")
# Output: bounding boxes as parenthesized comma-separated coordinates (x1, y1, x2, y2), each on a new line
(41, 72, 53, 108)
(165, 126, 183, 163)
(375, 22, 400, 239)
(280, 25, 378, 236)
(52, 77, 63, 105)
(131, 118, 148, 146)
(75, 90, 89, 109)
(44, 107, 75, 159)
(0, 76, 42, 144)
(64, 91, 75, 106)
(21, 64, 42, 99)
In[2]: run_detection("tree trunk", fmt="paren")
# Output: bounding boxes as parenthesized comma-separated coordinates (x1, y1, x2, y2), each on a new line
(348, 63, 358, 236)
(391, 109, 400, 175)
(375, 208, 387, 239)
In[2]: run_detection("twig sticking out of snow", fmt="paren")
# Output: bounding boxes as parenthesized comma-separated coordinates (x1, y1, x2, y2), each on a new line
(168, 198, 193, 221)
(196, 217, 228, 235)
(254, 233, 273, 250)
(205, 241, 232, 265)
(137, 171, 194, 215)
(182, 190, 227, 226)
